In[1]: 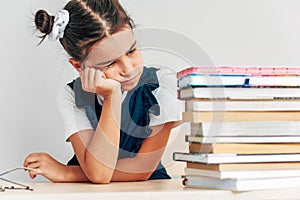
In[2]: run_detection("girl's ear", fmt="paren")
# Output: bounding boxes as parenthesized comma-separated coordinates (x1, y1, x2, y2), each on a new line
(69, 58, 82, 72)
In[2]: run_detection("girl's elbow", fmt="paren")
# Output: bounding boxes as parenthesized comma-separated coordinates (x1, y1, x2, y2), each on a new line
(86, 170, 113, 184)
(89, 174, 112, 184)
(91, 178, 111, 184)
(140, 172, 154, 181)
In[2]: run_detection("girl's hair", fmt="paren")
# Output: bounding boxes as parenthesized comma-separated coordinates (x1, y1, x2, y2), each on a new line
(34, 0, 134, 62)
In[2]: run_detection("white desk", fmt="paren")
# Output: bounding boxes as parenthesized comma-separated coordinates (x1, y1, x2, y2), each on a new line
(1, 179, 300, 200)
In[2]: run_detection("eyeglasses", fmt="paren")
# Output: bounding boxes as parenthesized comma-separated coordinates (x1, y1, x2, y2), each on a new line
(0, 167, 34, 192)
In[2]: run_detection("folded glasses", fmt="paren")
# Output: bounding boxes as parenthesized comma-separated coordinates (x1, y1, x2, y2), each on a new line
(0, 167, 34, 192)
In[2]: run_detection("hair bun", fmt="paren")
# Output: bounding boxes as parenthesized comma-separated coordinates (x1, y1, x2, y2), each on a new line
(34, 10, 54, 35)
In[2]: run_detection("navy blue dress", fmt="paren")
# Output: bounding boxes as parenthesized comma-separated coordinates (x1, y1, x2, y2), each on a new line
(66, 67, 171, 180)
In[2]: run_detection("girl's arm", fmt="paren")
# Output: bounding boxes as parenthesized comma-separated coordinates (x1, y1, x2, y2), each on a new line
(65, 69, 122, 183)
(24, 70, 123, 183)
(111, 121, 178, 181)
(23, 91, 121, 183)
(24, 121, 179, 183)
(68, 89, 122, 183)
(65, 121, 179, 182)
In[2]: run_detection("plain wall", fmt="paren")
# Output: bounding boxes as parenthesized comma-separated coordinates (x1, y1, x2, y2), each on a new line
(1, 0, 300, 182)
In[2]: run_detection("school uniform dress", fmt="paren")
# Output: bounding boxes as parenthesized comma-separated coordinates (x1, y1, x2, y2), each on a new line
(57, 67, 182, 179)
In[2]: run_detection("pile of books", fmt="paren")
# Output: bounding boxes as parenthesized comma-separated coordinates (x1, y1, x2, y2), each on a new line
(174, 66, 300, 191)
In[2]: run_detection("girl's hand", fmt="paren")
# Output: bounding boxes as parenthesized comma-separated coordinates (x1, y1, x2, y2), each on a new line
(80, 68, 121, 98)
(23, 153, 67, 182)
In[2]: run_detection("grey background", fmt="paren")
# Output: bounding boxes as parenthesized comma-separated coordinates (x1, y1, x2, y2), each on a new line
(1, 0, 300, 182)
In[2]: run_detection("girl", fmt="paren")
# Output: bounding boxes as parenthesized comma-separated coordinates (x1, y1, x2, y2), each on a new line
(24, 0, 182, 183)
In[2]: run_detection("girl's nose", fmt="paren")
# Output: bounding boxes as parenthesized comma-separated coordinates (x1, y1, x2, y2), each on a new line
(118, 55, 133, 76)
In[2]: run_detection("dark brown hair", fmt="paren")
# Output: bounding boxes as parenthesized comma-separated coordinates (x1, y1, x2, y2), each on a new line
(34, 0, 134, 62)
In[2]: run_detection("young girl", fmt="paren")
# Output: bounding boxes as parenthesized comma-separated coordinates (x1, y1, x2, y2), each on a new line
(24, 0, 182, 183)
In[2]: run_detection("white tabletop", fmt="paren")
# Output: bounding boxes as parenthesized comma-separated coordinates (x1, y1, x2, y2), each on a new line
(1, 179, 300, 200)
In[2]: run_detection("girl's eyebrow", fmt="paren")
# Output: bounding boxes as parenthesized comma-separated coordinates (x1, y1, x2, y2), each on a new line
(94, 40, 137, 66)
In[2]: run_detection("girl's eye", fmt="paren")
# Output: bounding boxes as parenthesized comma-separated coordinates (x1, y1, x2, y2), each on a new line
(98, 62, 116, 70)
(127, 48, 137, 56)
(107, 61, 116, 67)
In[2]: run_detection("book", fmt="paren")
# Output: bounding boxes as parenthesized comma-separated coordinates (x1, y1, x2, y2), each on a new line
(186, 161, 300, 171)
(178, 87, 300, 100)
(188, 143, 300, 154)
(184, 167, 300, 179)
(190, 121, 300, 136)
(173, 152, 300, 164)
(178, 74, 300, 88)
(182, 175, 300, 191)
(183, 111, 300, 123)
(177, 66, 300, 79)
(185, 135, 300, 144)
(185, 99, 300, 111)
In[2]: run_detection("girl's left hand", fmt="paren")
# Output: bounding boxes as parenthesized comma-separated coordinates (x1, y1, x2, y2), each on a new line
(23, 153, 67, 182)
(80, 67, 121, 98)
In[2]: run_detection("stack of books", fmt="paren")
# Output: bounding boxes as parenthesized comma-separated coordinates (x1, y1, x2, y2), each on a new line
(174, 66, 300, 191)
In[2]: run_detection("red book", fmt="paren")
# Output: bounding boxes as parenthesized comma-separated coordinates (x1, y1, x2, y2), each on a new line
(177, 66, 300, 78)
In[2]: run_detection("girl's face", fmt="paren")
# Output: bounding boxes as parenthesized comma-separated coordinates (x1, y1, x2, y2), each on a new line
(81, 29, 144, 91)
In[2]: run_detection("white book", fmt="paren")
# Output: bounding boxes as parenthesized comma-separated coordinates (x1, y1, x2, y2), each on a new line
(178, 87, 300, 100)
(190, 121, 300, 136)
(185, 99, 300, 111)
(185, 135, 300, 144)
(178, 74, 300, 88)
(173, 152, 300, 164)
(184, 167, 300, 179)
(182, 175, 300, 191)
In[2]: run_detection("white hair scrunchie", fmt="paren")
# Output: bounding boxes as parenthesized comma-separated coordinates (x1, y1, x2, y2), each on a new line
(49, 10, 70, 41)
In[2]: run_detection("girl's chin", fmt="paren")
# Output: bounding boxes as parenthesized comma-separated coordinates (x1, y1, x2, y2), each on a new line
(121, 83, 138, 91)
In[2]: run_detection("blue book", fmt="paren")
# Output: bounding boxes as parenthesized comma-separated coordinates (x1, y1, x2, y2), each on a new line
(178, 74, 300, 88)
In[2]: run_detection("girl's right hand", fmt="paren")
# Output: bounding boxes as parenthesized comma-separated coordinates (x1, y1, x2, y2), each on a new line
(80, 68, 121, 98)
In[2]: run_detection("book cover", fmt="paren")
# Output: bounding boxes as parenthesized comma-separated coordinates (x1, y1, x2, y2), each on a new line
(178, 74, 300, 88)
(188, 143, 300, 154)
(177, 66, 300, 78)
(185, 99, 300, 111)
(185, 135, 300, 144)
(173, 152, 300, 164)
(182, 175, 300, 191)
(186, 161, 300, 171)
(184, 167, 300, 179)
(178, 87, 300, 100)
(182, 111, 300, 123)
(190, 121, 300, 136)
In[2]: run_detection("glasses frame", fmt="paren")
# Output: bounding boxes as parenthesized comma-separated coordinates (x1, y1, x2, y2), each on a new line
(0, 167, 34, 192)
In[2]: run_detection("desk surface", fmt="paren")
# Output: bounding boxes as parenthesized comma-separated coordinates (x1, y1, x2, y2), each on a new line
(1, 179, 300, 200)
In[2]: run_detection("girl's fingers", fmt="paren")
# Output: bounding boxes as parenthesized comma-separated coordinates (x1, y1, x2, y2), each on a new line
(26, 162, 41, 169)
(87, 68, 96, 91)
(80, 68, 100, 92)
(95, 70, 103, 85)
(81, 68, 89, 90)
(23, 154, 39, 167)
(95, 70, 105, 88)
(24, 153, 46, 167)
(29, 170, 38, 179)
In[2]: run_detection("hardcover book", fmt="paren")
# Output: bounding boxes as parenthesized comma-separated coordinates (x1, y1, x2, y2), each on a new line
(182, 175, 300, 191)
(184, 167, 300, 179)
(173, 152, 300, 164)
(177, 66, 300, 78)
(185, 135, 300, 144)
(182, 111, 300, 123)
(188, 143, 300, 154)
(190, 121, 300, 136)
(178, 74, 300, 88)
(186, 162, 300, 171)
(178, 87, 300, 100)
(185, 99, 300, 111)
